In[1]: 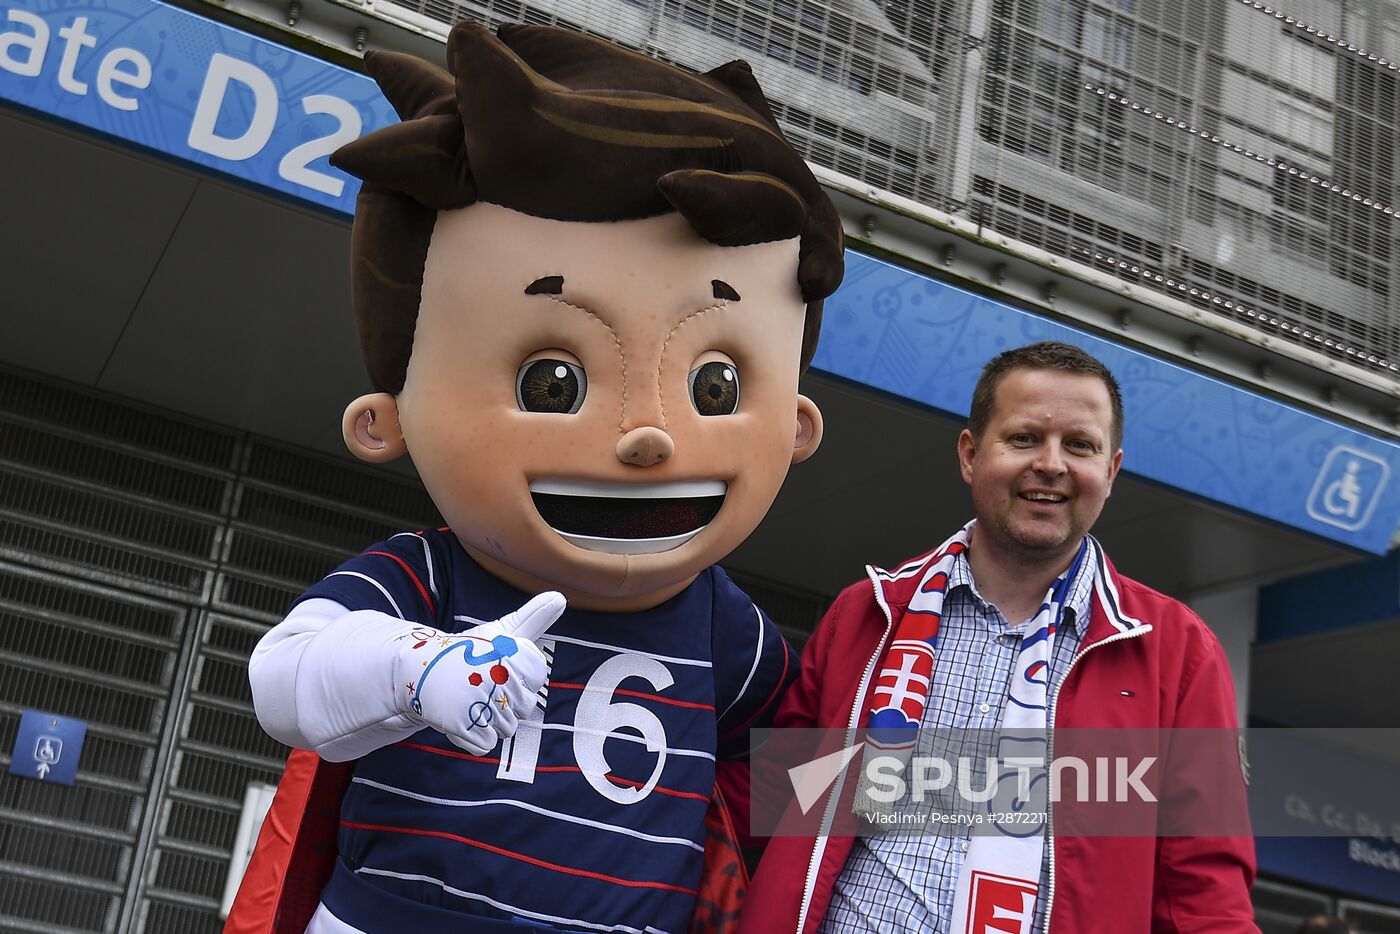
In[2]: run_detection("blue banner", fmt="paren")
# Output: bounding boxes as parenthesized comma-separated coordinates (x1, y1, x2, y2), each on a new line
(0, 0, 396, 213)
(1258, 550, 1400, 641)
(814, 253, 1400, 554)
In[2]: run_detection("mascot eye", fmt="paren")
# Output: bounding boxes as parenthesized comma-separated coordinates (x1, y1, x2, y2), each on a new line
(516, 359, 586, 414)
(688, 361, 739, 416)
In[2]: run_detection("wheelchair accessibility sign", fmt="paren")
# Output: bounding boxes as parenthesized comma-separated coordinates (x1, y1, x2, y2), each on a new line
(9, 711, 86, 785)
(1307, 446, 1391, 532)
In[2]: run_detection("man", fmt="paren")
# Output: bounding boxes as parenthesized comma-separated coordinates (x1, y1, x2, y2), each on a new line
(228, 20, 844, 934)
(740, 341, 1257, 933)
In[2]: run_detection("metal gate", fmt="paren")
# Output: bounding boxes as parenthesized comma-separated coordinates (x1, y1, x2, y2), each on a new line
(0, 366, 439, 933)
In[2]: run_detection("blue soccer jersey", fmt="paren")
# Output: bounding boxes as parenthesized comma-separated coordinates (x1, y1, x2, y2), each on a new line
(296, 529, 792, 934)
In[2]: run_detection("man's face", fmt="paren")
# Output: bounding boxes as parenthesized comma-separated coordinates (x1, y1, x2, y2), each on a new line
(393, 203, 818, 609)
(957, 367, 1122, 568)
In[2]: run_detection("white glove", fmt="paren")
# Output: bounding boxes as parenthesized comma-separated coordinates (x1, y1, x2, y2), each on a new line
(394, 591, 565, 755)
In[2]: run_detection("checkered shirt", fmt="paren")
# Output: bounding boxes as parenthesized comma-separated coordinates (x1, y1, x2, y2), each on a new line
(818, 545, 1095, 934)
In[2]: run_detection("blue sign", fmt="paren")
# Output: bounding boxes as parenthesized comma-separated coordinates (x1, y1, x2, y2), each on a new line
(1258, 550, 1399, 642)
(1257, 837, 1400, 906)
(0, 0, 397, 213)
(9, 710, 86, 784)
(814, 252, 1400, 554)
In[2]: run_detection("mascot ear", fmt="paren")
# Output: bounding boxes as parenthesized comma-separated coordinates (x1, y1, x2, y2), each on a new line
(792, 394, 823, 464)
(342, 393, 408, 464)
(659, 170, 807, 246)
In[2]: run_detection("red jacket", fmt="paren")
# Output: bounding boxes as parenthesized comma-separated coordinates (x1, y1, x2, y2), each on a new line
(739, 547, 1258, 934)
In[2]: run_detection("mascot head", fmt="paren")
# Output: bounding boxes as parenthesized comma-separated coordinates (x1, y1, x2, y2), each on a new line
(332, 22, 844, 610)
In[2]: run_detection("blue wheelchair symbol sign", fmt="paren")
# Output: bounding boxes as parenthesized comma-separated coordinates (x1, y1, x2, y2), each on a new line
(1307, 447, 1390, 532)
(9, 711, 85, 785)
(36, 736, 62, 765)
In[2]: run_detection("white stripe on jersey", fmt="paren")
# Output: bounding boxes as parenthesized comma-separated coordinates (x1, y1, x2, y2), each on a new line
(536, 722, 716, 761)
(327, 571, 405, 619)
(719, 603, 764, 720)
(354, 866, 675, 934)
(351, 777, 705, 851)
(391, 531, 438, 600)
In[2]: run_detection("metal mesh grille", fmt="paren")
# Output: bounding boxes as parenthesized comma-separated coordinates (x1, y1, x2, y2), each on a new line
(972, 0, 1398, 372)
(0, 368, 440, 931)
(0, 418, 229, 512)
(369, 0, 961, 202)
(0, 747, 142, 833)
(0, 564, 182, 934)
(1252, 877, 1334, 933)
(0, 372, 237, 470)
(145, 439, 436, 928)
(0, 824, 126, 883)
(0, 876, 118, 933)
(141, 614, 287, 932)
(356, 0, 1399, 374)
(0, 399, 223, 607)
(1341, 900, 1400, 934)
(245, 443, 438, 521)
(211, 575, 303, 621)
(0, 609, 170, 686)
(137, 901, 223, 934)
(0, 518, 211, 596)
(234, 487, 412, 554)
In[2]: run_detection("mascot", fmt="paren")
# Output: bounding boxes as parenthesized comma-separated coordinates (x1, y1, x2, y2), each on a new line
(224, 19, 844, 934)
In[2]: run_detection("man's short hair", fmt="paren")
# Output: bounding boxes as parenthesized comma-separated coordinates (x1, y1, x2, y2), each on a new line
(330, 22, 845, 393)
(968, 341, 1124, 450)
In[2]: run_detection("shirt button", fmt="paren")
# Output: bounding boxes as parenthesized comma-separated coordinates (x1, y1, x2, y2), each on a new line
(979, 703, 990, 714)
(962, 839, 970, 852)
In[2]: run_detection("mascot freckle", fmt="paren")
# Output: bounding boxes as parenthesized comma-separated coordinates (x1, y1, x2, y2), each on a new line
(225, 19, 843, 934)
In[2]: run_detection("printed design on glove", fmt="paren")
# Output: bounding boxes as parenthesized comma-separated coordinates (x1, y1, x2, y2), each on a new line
(404, 633, 522, 724)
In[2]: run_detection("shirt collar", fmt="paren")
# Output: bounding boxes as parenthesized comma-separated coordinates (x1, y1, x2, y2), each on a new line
(1062, 544, 1095, 637)
(948, 535, 1095, 637)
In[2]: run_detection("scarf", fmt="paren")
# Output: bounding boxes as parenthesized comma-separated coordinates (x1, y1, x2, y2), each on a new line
(865, 522, 1092, 934)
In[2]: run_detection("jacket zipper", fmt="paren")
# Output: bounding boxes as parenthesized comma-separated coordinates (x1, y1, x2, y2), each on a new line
(794, 567, 897, 934)
(1042, 625, 1152, 932)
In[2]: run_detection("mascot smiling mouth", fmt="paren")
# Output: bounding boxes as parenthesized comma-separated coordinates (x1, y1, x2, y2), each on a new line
(528, 479, 726, 554)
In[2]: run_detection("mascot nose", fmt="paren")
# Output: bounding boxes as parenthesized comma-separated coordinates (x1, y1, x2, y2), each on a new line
(616, 426, 675, 467)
